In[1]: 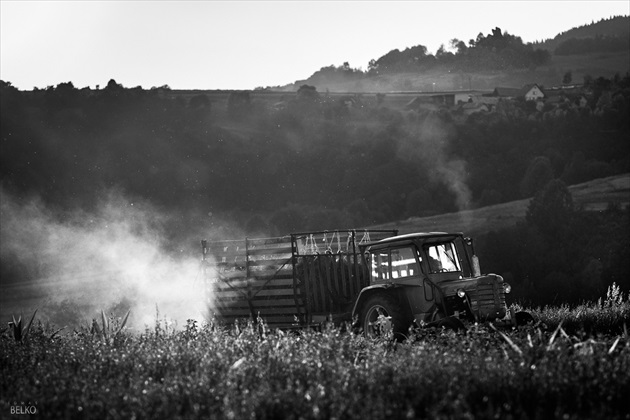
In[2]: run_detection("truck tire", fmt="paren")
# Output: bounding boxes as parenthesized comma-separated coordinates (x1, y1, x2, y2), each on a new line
(360, 293, 410, 341)
(515, 311, 535, 326)
(435, 316, 467, 332)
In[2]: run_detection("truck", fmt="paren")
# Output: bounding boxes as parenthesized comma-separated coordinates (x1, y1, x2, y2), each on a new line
(201, 229, 531, 338)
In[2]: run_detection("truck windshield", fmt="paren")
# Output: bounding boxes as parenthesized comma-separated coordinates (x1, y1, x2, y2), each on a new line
(425, 242, 461, 273)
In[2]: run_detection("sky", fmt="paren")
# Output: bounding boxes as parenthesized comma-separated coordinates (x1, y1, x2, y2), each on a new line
(1, 1, 628, 91)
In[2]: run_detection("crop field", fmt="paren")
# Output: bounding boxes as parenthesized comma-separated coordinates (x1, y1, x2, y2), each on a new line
(1, 285, 629, 420)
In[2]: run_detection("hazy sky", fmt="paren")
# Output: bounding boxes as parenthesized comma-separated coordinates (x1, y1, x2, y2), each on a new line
(1, 1, 628, 90)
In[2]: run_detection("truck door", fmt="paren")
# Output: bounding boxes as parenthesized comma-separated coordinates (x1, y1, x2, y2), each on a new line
(360, 243, 444, 332)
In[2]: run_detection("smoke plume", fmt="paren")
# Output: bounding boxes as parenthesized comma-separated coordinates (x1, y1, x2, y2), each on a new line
(0, 188, 210, 330)
(401, 112, 472, 211)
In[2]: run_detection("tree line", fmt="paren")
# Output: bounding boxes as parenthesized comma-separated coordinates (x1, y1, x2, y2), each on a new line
(554, 34, 630, 55)
(304, 27, 551, 84)
(2, 76, 629, 231)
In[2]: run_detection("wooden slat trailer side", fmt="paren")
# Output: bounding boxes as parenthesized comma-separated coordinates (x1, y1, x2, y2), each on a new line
(202, 229, 397, 329)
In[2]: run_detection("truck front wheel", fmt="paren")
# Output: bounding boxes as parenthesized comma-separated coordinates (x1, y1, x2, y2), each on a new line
(515, 311, 535, 326)
(361, 294, 410, 340)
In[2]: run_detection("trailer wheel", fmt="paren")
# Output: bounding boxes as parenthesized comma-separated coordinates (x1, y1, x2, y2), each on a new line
(361, 293, 409, 341)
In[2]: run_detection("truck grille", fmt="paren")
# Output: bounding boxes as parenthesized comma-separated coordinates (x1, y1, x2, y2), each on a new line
(469, 278, 507, 321)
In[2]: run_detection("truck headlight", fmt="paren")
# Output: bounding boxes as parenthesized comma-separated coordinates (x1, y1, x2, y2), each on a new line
(504, 283, 512, 294)
(457, 288, 466, 298)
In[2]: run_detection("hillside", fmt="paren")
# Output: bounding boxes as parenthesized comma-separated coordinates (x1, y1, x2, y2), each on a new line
(283, 16, 629, 93)
(368, 173, 630, 236)
(287, 49, 629, 93)
(536, 15, 630, 52)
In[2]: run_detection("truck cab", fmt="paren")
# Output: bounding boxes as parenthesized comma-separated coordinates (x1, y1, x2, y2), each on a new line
(353, 232, 512, 338)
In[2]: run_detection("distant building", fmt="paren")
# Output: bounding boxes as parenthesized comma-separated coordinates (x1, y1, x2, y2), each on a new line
(491, 87, 522, 99)
(405, 90, 489, 110)
(491, 84, 545, 101)
(522, 84, 545, 101)
(574, 94, 589, 108)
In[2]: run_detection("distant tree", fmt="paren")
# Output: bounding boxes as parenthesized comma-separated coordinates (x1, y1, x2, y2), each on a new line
(368, 45, 431, 74)
(583, 74, 594, 87)
(526, 179, 574, 236)
(562, 71, 573, 85)
(520, 156, 554, 198)
(149, 84, 171, 91)
(189, 94, 210, 109)
(555, 35, 630, 55)
(226, 91, 251, 120)
(296, 84, 319, 102)
(450, 38, 468, 54)
(44, 81, 80, 110)
(105, 79, 123, 90)
(561, 152, 587, 184)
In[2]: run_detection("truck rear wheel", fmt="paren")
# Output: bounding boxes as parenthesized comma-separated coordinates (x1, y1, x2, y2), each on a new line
(361, 293, 410, 340)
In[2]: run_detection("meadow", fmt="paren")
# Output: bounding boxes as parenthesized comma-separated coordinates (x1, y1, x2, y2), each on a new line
(1, 285, 629, 420)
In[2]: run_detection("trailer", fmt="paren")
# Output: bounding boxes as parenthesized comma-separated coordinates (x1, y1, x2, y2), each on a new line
(202, 230, 396, 329)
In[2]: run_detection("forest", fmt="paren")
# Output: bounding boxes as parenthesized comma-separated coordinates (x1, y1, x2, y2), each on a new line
(301, 26, 552, 85)
(1, 66, 629, 307)
(534, 15, 630, 53)
(297, 16, 629, 89)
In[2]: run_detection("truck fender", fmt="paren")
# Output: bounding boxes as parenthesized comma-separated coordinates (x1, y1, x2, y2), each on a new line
(351, 284, 402, 324)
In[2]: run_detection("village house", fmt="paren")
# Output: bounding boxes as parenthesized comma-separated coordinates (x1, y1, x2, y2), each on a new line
(405, 90, 488, 110)
(491, 84, 545, 101)
(522, 84, 545, 101)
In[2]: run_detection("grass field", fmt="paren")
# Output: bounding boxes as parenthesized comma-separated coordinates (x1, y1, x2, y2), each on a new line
(1, 285, 628, 419)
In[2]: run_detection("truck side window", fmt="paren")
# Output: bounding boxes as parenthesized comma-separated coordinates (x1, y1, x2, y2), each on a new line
(371, 246, 421, 280)
(371, 252, 390, 280)
(390, 247, 421, 278)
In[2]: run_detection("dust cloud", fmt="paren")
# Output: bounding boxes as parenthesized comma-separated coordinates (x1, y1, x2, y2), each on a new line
(0, 188, 212, 330)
